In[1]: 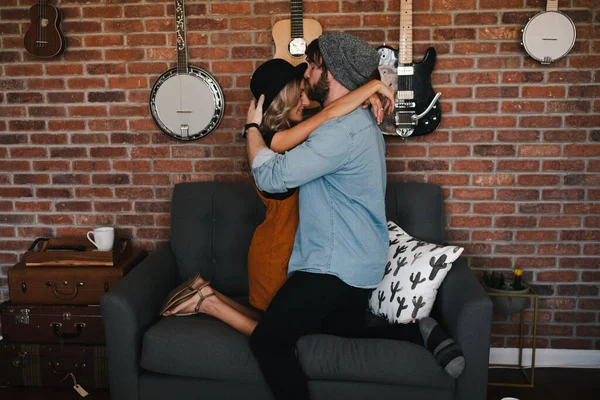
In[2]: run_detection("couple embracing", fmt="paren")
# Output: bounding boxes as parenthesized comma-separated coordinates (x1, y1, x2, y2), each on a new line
(161, 33, 463, 400)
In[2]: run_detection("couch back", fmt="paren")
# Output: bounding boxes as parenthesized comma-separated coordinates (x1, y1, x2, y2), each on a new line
(170, 181, 444, 296)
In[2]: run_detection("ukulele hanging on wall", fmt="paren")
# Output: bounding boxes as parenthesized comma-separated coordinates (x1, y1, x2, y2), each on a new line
(23, 0, 66, 58)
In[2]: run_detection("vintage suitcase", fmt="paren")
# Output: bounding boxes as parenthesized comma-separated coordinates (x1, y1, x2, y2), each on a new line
(0, 341, 108, 388)
(8, 247, 146, 305)
(0, 302, 105, 345)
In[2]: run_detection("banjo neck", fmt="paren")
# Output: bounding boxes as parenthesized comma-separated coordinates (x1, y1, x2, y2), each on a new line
(398, 0, 413, 65)
(175, 0, 188, 74)
(546, 0, 558, 12)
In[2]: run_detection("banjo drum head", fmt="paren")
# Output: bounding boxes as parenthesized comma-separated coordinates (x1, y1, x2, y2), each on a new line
(150, 67, 224, 141)
(523, 11, 576, 63)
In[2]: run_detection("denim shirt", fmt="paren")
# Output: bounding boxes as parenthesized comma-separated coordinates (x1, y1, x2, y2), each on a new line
(252, 107, 388, 288)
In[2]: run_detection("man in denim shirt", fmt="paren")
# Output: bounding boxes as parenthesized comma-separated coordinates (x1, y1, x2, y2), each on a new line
(244, 33, 387, 400)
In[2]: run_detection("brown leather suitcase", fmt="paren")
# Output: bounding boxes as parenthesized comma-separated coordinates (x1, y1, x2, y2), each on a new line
(8, 248, 146, 305)
(0, 302, 105, 345)
(0, 341, 108, 388)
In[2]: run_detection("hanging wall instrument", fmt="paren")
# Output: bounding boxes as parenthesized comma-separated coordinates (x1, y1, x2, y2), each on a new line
(149, 0, 225, 141)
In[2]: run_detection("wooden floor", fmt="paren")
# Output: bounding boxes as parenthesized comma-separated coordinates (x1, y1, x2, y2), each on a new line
(0, 368, 598, 399)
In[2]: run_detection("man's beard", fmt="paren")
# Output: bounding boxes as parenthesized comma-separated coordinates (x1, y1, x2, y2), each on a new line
(305, 71, 330, 105)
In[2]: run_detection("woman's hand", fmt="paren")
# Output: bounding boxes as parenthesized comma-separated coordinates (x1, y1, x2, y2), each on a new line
(247, 95, 264, 125)
(362, 81, 394, 124)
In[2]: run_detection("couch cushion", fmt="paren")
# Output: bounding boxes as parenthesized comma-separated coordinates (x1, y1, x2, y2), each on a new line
(141, 314, 264, 383)
(141, 316, 453, 389)
(297, 334, 454, 389)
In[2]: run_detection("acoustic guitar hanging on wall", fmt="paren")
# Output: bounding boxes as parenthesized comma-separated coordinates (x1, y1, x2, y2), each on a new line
(23, 0, 66, 58)
(272, 0, 322, 66)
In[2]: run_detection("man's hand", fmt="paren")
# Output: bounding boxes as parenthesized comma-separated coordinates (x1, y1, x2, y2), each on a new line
(247, 95, 265, 125)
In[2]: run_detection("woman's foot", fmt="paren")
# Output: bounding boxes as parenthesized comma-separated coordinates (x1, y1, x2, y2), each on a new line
(163, 282, 216, 316)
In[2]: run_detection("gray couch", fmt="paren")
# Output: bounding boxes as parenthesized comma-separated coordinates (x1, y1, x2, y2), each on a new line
(101, 181, 492, 400)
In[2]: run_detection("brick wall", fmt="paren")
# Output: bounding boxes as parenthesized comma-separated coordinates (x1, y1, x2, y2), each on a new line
(0, 0, 598, 349)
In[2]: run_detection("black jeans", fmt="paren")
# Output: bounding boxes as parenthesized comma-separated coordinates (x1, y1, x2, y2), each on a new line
(249, 271, 423, 400)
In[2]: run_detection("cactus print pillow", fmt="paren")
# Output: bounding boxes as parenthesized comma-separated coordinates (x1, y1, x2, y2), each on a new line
(368, 221, 464, 324)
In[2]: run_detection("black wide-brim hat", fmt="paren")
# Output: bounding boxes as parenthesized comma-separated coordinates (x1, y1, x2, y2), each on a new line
(250, 59, 307, 112)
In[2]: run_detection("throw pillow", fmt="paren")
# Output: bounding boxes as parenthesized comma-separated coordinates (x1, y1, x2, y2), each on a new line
(368, 221, 464, 324)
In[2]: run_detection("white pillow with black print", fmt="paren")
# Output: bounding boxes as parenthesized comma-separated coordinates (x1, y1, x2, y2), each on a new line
(368, 221, 464, 324)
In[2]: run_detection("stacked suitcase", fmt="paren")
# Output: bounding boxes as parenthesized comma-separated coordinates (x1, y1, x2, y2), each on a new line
(0, 238, 146, 391)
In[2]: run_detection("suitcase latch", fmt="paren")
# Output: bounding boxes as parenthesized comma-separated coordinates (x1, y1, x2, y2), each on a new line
(13, 352, 26, 368)
(15, 309, 30, 325)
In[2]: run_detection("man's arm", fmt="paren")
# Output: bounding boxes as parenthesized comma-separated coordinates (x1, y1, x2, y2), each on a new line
(251, 122, 351, 193)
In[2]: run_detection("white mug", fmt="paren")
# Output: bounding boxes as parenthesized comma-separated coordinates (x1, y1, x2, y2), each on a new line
(87, 227, 115, 251)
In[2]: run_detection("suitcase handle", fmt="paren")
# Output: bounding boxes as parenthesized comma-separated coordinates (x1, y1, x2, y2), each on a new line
(52, 323, 85, 340)
(49, 361, 85, 376)
(46, 281, 84, 300)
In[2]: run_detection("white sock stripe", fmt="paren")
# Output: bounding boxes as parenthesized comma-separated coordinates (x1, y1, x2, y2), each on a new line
(433, 338, 454, 356)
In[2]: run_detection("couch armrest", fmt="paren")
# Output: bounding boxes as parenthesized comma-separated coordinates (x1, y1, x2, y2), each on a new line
(434, 257, 493, 400)
(100, 244, 178, 400)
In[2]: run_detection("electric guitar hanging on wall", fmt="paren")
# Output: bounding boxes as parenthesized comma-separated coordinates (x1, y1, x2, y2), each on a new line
(23, 0, 66, 58)
(149, 0, 225, 141)
(378, 0, 441, 138)
(272, 0, 322, 66)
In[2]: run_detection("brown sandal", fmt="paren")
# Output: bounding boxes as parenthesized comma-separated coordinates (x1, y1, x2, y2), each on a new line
(160, 273, 203, 316)
(173, 282, 215, 317)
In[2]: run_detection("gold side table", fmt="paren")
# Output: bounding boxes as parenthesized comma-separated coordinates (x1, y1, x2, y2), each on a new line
(488, 286, 539, 388)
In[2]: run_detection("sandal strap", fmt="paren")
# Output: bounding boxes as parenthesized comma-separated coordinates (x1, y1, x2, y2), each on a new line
(193, 283, 215, 313)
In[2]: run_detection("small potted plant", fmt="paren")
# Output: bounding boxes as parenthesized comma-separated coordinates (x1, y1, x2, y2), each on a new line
(482, 269, 529, 315)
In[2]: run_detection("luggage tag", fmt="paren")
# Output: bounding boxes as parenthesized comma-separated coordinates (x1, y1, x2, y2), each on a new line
(61, 372, 89, 398)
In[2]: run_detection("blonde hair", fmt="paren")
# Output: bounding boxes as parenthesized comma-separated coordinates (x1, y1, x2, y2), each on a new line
(260, 77, 303, 134)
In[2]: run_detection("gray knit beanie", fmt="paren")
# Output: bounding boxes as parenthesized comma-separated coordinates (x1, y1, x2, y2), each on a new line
(318, 33, 380, 91)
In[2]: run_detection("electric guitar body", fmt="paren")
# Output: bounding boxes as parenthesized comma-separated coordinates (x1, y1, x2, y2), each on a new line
(378, 46, 441, 137)
(23, 1, 66, 58)
(377, 0, 442, 138)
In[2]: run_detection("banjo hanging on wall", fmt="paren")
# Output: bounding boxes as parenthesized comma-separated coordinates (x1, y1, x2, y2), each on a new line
(521, 0, 576, 65)
(149, 0, 225, 141)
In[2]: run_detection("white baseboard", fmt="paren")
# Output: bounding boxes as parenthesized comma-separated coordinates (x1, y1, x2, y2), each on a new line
(490, 348, 600, 369)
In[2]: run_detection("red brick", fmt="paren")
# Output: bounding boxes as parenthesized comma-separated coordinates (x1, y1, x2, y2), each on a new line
(579, 299, 600, 309)
(496, 160, 539, 172)
(453, 189, 494, 200)
(578, 326, 600, 338)
(550, 339, 592, 350)
(501, 101, 544, 113)
(495, 217, 537, 228)
(451, 216, 492, 227)
(522, 86, 566, 98)
(452, 160, 494, 172)
(560, 258, 600, 269)
(474, 145, 515, 157)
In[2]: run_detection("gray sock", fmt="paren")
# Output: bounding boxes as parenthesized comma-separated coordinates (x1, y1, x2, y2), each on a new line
(419, 317, 465, 379)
